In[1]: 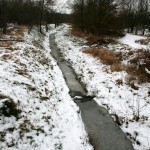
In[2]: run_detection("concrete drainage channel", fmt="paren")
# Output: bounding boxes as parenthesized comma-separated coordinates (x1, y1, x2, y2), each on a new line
(49, 33, 134, 150)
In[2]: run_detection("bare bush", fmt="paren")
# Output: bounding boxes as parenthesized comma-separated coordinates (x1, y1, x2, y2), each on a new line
(120, 94, 147, 122)
(126, 50, 150, 83)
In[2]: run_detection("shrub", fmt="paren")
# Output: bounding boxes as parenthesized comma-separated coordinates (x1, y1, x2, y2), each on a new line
(86, 34, 97, 45)
(71, 27, 85, 38)
(126, 50, 150, 83)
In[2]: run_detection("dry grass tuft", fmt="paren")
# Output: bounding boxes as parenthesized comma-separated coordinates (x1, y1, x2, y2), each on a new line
(18, 25, 26, 35)
(110, 63, 125, 72)
(71, 27, 86, 38)
(86, 34, 96, 45)
(0, 41, 13, 47)
(5, 25, 26, 40)
(83, 47, 120, 65)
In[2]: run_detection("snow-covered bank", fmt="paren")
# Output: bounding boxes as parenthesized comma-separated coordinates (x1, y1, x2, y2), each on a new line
(118, 33, 147, 49)
(53, 24, 150, 150)
(0, 27, 92, 150)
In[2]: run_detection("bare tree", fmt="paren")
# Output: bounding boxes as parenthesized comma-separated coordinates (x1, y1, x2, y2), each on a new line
(72, 0, 118, 35)
(38, 0, 54, 33)
(0, 0, 54, 34)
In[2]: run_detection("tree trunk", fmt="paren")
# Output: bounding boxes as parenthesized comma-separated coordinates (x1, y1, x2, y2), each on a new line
(46, 22, 48, 32)
(135, 27, 138, 35)
(2, 24, 7, 34)
(39, 0, 44, 33)
(142, 26, 145, 35)
(130, 26, 134, 33)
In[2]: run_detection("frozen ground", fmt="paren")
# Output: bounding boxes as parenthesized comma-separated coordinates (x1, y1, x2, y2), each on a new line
(0, 27, 92, 150)
(52, 24, 150, 150)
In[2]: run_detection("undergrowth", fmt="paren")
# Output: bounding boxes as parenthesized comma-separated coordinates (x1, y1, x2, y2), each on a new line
(83, 47, 120, 65)
(0, 25, 26, 51)
(71, 27, 86, 38)
(71, 27, 117, 45)
(83, 47, 150, 84)
(71, 26, 150, 84)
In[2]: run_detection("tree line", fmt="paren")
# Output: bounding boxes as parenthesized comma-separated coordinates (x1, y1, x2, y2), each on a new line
(72, 0, 150, 35)
(0, 0, 58, 34)
(1, 0, 150, 36)
(119, 0, 150, 35)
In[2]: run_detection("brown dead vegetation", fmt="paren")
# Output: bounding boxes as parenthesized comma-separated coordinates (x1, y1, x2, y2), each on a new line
(0, 25, 26, 50)
(71, 27, 150, 85)
(71, 27, 117, 45)
(86, 35, 117, 45)
(83, 47, 150, 84)
(71, 27, 150, 84)
(125, 50, 150, 83)
(110, 63, 125, 72)
(71, 27, 86, 38)
(86, 34, 96, 45)
(83, 47, 120, 65)
(6, 25, 26, 40)
(0, 41, 13, 47)
(83, 47, 126, 73)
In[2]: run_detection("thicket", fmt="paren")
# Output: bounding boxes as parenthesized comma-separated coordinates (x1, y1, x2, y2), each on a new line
(72, 0, 150, 36)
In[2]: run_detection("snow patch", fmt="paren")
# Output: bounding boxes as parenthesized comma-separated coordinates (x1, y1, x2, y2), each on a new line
(118, 33, 147, 49)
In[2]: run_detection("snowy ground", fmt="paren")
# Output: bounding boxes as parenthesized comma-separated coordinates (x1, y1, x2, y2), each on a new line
(53, 0, 74, 14)
(52, 24, 150, 150)
(0, 27, 93, 150)
(118, 33, 148, 49)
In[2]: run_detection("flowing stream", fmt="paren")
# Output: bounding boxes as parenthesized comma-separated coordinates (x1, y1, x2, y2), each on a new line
(50, 33, 134, 150)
